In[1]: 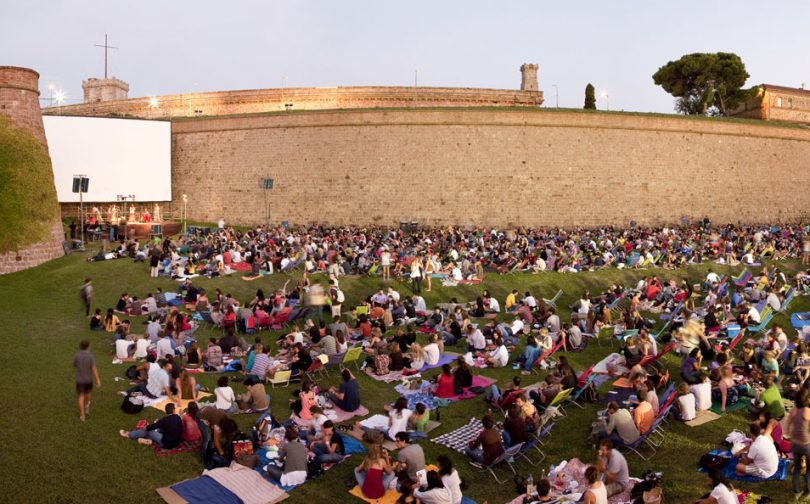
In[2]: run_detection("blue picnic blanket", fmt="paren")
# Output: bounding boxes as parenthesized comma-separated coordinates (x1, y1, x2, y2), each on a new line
(697, 449, 789, 482)
(791, 312, 810, 329)
(420, 353, 456, 372)
(171, 475, 243, 504)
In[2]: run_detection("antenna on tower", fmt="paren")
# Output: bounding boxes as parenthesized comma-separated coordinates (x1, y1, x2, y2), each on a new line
(94, 34, 119, 79)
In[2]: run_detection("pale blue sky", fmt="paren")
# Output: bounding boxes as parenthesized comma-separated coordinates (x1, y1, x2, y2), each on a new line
(2, 0, 808, 112)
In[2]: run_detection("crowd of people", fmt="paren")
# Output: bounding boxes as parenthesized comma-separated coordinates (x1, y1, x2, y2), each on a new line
(74, 218, 810, 503)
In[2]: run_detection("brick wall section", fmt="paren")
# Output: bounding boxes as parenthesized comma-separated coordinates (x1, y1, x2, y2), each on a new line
(169, 109, 810, 227)
(43, 86, 543, 119)
(0, 66, 66, 275)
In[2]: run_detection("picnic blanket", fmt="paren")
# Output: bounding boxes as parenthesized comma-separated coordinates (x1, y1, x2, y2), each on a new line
(143, 392, 212, 412)
(348, 465, 441, 503)
(791, 312, 810, 329)
(438, 375, 496, 402)
(155, 440, 201, 457)
(346, 417, 441, 452)
(158, 462, 289, 504)
(697, 449, 790, 482)
(592, 353, 628, 376)
(364, 368, 407, 383)
(710, 397, 751, 415)
(432, 417, 483, 453)
(685, 410, 722, 427)
(420, 353, 457, 372)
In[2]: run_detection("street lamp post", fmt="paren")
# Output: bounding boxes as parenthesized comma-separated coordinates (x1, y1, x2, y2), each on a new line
(182, 194, 188, 234)
(552, 84, 559, 108)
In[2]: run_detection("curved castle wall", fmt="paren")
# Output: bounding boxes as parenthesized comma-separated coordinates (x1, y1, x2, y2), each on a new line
(0, 66, 64, 274)
(169, 108, 810, 227)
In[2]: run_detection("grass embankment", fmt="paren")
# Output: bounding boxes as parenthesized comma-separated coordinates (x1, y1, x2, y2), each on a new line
(0, 253, 805, 503)
(0, 114, 59, 253)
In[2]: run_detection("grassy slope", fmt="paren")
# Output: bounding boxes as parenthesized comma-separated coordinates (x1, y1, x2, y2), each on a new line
(0, 253, 805, 503)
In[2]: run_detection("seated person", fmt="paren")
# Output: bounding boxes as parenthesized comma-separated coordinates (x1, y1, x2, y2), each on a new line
(407, 403, 430, 440)
(676, 382, 697, 421)
(214, 376, 237, 414)
(479, 337, 508, 368)
(735, 422, 779, 479)
(452, 356, 474, 391)
(265, 427, 308, 486)
(354, 443, 396, 499)
(434, 364, 456, 398)
(311, 420, 345, 464)
(464, 415, 504, 466)
(485, 375, 522, 406)
(502, 402, 529, 448)
(204, 338, 223, 371)
(181, 401, 202, 444)
(528, 375, 562, 409)
(632, 388, 655, 434)
(599, 401, 640, 447)
(680, 348, 703, 385)
(514, 335, 542, 372)
(236, 379, 269, 412)
(119, 402, 182, 448)
(597, 439, 630, 497)
(327, 369, 361, 412)
(690, 373, 713, 412)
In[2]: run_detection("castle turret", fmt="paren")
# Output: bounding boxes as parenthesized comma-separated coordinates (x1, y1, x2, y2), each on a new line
(83, 76, 129, 103)
(520, 63, 539, 92)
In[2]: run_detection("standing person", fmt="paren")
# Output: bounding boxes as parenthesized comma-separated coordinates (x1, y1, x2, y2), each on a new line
(381, 247, 392, 281)
(149, 250, 161, 278)
(74, 340, 101, 422)
(786, 389, 810, 498)
(410, 257, 424, 294)
(80, 278, 94, 316)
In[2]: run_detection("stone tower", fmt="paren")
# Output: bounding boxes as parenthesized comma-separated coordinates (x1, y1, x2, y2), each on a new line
(83, 76, 129, 103)
(0, 66, 64, 274)
(520, 63, 539, 92)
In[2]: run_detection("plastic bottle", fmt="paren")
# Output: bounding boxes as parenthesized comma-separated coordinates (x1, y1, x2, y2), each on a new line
(526, 474, 535, 497)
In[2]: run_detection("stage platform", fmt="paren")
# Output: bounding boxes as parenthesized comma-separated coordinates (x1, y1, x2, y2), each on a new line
(123, 222, 181, 239)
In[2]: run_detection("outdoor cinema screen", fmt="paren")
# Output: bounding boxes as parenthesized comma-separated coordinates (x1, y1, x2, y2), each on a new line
(43, 115, 171, 203)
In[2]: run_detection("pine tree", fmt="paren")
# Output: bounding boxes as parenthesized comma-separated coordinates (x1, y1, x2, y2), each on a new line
(584, 83, 596, 110)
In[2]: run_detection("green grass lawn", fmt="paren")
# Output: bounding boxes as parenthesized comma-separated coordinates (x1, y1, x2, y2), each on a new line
(0, 251, 806, 503)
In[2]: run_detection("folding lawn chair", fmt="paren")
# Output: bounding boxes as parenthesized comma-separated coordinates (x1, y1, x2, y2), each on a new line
(530, 340, 564, 374)
(565, 374, 596, 410)
(305, 355, 329, 381)
(518, 434, 546, 466)
(472, 442, 524, 483)
(268, 370, 292, 388)
(542, 290, 563, 310)
(339, 346, 364, 371)
(546, 387, 573, 416)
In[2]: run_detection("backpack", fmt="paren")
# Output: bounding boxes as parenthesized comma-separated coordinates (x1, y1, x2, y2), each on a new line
(582, 382, 599, 403)
(121, 392, 145, 414)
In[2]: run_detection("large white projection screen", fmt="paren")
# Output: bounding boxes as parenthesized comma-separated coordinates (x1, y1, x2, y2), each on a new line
(43, 116, 172, 202)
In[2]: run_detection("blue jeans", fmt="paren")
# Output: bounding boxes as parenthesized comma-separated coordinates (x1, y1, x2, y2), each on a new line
(484, 384, 501, 403)
(408, 431, 428, 442)
(465, 446, 485, 464)
(440, 331, 457, 346)
(128, 428, 164, 446)
(313, 443, 344, 464)
(355, 466, 396, 489)
(502, 430, 513, 448)
(793, 443, 810, 494)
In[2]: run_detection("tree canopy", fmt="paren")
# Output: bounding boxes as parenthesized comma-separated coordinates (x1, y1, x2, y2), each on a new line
(652, 52, 753, 116)
(584, 83, 596, 110)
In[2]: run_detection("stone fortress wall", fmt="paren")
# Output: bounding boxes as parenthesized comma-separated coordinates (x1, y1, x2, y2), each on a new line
(0, 66, 65, 274)
(167, 108, 810, 227)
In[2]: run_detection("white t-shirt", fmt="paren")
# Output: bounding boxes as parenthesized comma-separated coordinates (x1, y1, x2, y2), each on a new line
(690, 381, 712, 411)
(748, 434, 779, 477)
(134, 338, 149, 359)
(467, 329, 486, 350)
(423, 343, 441, 366)
(489, 345, 509, 367)
(115, 339, 134, 359)
(510, 319, 524, 335)
(388, 408, 413, 440)
(578, 299, 591, 316)
(487, 298, 501, 313)
(678, 394, 696, 421)
(709, 483, 737, 504)
(215, 386, 236, 410)
(706, 272, 720, 284)
(524, 295, 537, 308)
(441, 470, 462, 504)
(380, 252, 391, 266)
(414, 487, 452, 504)
(748, 307, 761, 324)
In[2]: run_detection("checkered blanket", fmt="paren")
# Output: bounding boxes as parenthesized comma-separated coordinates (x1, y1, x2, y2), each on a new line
(154, 440, 201, 456)
(431, 417, 482, 453)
